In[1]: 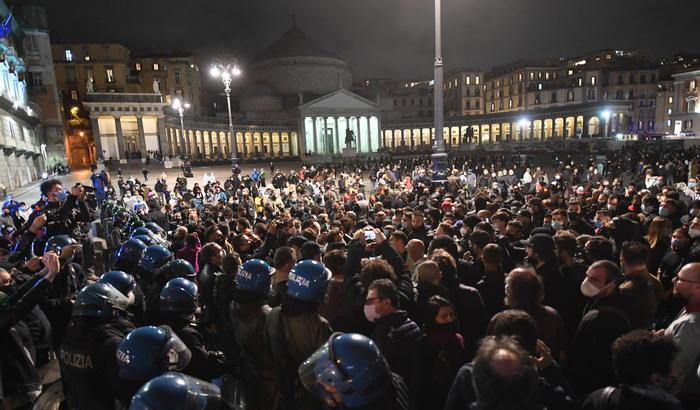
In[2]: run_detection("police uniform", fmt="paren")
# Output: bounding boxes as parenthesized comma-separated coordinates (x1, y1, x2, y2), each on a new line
(59, 318, 134, 410)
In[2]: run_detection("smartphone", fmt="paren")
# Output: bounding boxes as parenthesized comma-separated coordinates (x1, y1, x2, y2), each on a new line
(364, 230, 376, 241)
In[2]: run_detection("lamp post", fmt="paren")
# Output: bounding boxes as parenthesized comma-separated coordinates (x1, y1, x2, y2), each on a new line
(172, 98, 190, 163)
(431, 0, 448, 182)
(210, 59, 242, 173)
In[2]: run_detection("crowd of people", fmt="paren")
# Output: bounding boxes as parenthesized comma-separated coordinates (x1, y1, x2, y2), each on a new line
(1, 141, 700, 410)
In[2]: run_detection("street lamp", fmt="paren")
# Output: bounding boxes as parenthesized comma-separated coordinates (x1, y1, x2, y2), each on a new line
(601, 110, 611, 138)
(518, 118, 529, 142)
(172, 98, 190, 163)
(431, 0, 448, 182)
(210, 59, 242, 173)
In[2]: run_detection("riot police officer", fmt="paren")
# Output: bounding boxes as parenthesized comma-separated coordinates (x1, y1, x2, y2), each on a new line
(299, 333, 408, 410)
(147, 258, 194, 322)
(40, 235, 87, 350)
(230, 259, 277, 410)
(265, 259, 332, 410)
(59, 282, 134, 410)
(129, 372, 222, 410)
(116, 325, 192, 406)
(98, 270, 147, 326)
(159, 278, 229, 381)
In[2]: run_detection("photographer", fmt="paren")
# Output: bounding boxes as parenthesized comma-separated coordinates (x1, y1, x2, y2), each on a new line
(12, 180, 91, 262)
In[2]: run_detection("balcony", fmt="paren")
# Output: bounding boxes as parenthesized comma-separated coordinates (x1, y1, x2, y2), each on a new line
(84, 92, 163, 104)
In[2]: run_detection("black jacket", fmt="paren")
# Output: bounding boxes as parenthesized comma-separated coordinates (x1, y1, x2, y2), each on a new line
(370, 311, 422, 399)
(59, 317, 134, 410)
(0, 276, 52, 400)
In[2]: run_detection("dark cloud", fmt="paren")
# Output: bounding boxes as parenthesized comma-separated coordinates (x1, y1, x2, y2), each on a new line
(15, 0, 700, 79)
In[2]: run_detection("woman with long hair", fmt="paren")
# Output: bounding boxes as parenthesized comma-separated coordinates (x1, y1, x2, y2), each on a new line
(644, 216, 672, 274)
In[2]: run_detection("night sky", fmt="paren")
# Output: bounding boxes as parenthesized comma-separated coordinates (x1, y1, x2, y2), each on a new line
(14, 0, 700, 80)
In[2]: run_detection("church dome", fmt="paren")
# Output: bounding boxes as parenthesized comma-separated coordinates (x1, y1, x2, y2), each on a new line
(252, 26, 342, 62)
(248, 23, 353, 97)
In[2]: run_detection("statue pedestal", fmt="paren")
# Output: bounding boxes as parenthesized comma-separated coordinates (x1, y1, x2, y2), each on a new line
(342, 147, 357, 157)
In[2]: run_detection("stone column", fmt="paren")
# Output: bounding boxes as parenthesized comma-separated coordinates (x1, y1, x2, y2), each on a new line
(115, 116, 125, 162)
(356, 117, 362, 152)
(156, 118, 166, 157)
(217, 131, 223, 159)
(312, 118, 318, 155)
(335, 117, 340, 154)
(90, 117, 102, 160)
(137, 117, 147, 161)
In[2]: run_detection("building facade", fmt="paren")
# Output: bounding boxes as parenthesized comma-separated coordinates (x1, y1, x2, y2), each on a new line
(444, 69, 483, 117)
(18, 5, 66, 168)
(132, 51, 203, 114)
(670, 69, 700, 137)
(0, 2, 44, 195)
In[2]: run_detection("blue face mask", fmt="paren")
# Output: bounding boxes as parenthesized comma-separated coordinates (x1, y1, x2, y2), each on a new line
(593, 220, 604, 229)
(54, 190, 68, 202)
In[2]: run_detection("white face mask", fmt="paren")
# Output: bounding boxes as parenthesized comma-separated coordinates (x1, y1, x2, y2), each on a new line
(363, 304, 380, 323)
(689, 228, 700, 240)
(580, 277, 602, 298)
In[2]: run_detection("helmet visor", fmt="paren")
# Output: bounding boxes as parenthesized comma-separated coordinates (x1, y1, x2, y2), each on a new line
(299, 342, 353, 401)
(161, 327, 192, 371)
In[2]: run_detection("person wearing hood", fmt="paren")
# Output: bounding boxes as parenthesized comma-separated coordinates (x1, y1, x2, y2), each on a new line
(418, 295, 468, 410)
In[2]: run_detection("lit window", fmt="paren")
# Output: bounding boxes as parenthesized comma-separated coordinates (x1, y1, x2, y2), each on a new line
(475, 76, 480, 85)
(668, 96, 673, 104)
(578, 78, 583, 87)
(106, 68, 115, 83)
(568, 70, 573, 76)
(538, 83, 542, 90)
(135, 63, 142, 71)
(667, 120, 671, 127)
(545, 72, 550, 80)
(175, 71, 181, 85)
(490, 103, 495, 111)
(465, 76, 470, 85)
(668, 108, 672, 115)
(454, 79, 458, 87)
(591, 76, 597, 86)
(691, 80, 697, 90)
(508, 98, 513, 108)
(518, 73, 523, 82)
(70, 90, 78, 100)
(83, 47, 90, 61)
(529, 72, 534, 80)
(153, 63, 160, 71)
(65, 49, 73, 61)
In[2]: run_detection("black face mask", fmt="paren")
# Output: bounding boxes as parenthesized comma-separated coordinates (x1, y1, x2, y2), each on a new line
(432, 320, 459, 333)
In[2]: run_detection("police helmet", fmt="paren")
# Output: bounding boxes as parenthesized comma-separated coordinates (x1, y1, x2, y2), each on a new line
(129, 219, 146, 232)
(131, 227, 153, 238)
(236, 259, 273, 296)
(98, 271, 136, 297)
(138, 245, 173, 274)
(117, 326, 192, 382)
(129, 372, 221, 410)
(145, 222, 166, 238)
(133, 234, 154, 246)
(117, 238, 148, 268)
(155, 259, 196, 286)
(73, 282, 131, 318)
(160, 277, 198, 315)
(44, 235, 77, 256)
(299, 333, 392, 408)
(286, 260, 330, 303)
